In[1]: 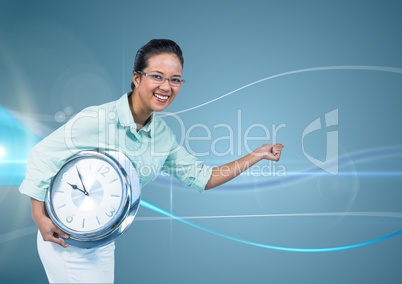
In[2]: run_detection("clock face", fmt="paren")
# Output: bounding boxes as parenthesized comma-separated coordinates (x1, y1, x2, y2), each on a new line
(49, 155, 127, 234)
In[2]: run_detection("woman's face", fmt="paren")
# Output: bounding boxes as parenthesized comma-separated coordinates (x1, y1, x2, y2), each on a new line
(133, 53, 183, 113)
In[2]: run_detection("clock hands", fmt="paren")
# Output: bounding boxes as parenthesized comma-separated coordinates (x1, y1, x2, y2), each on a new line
(66, 182, 88, 195)
(75, 164, 89, 196)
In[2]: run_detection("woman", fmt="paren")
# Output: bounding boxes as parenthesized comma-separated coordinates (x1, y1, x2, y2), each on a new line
(20, 39, 284, 283)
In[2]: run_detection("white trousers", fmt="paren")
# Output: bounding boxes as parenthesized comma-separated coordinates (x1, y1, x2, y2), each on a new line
(37, 231, 115, 283)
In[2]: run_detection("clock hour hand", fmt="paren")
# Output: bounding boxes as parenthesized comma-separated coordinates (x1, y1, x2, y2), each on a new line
(66, 182, 88, 195)
(75, 165, 89, 195)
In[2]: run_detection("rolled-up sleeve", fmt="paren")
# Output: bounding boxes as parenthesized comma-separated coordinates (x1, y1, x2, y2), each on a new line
(19, 107, 101, 201)
(163, 141, 213, 192)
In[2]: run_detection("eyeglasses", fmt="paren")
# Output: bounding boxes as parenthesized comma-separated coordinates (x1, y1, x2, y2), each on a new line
(136, 71, 185, 87)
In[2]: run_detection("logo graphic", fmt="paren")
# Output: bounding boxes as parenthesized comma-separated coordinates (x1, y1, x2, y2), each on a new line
(302, 109, 338, 175)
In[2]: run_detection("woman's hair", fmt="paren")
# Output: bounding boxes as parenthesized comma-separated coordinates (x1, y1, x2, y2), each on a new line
(131, 39, 184, 91)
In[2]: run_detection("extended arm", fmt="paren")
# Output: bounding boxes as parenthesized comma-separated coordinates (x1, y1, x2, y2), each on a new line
(205, 143, 284, 190)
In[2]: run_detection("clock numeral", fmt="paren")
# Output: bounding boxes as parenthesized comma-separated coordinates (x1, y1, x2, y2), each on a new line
(82, 218, 85, 228)
(105, 207, 116, 217)
(66, 216, 74, 223)
(96, 216, 101, 226)
(98, 164, 110, 177)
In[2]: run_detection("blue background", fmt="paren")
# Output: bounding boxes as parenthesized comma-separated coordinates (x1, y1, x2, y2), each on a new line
(1, 0, 402, 283)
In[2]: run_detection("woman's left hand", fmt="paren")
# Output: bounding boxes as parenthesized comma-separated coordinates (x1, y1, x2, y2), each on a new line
(256, 143, 285, 162)
(205, 142, 285, 190)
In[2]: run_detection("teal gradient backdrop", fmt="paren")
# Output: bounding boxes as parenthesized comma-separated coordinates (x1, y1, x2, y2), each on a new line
(1, 1, 402, 283)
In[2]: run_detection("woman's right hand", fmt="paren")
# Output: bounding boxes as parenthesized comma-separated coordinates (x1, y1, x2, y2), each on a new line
(31, 198, 69, 248)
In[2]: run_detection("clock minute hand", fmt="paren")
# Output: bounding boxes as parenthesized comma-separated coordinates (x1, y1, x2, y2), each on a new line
(75, 165, 89, 195)
(66, 182, 88, 195)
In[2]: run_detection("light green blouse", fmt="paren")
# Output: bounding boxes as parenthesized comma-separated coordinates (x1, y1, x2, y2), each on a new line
(19, 93, 213, 201)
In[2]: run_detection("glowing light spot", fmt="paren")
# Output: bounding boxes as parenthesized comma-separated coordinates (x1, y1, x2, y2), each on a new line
(0, 146, 5, 158)
(54, 111, 66, 123)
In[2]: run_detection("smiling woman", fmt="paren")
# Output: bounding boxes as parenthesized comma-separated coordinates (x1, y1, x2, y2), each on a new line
(19, 39, 284, 283)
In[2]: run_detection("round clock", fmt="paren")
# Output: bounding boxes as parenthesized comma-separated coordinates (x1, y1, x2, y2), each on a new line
(45, 150, 141, 248)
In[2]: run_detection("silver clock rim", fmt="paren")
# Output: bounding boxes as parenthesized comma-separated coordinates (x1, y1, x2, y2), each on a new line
(46, 151, 129, 238)
(45, 150, 141, 248)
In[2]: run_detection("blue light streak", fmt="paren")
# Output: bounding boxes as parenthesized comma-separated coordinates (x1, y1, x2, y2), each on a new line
(141, 199, 402, 252)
